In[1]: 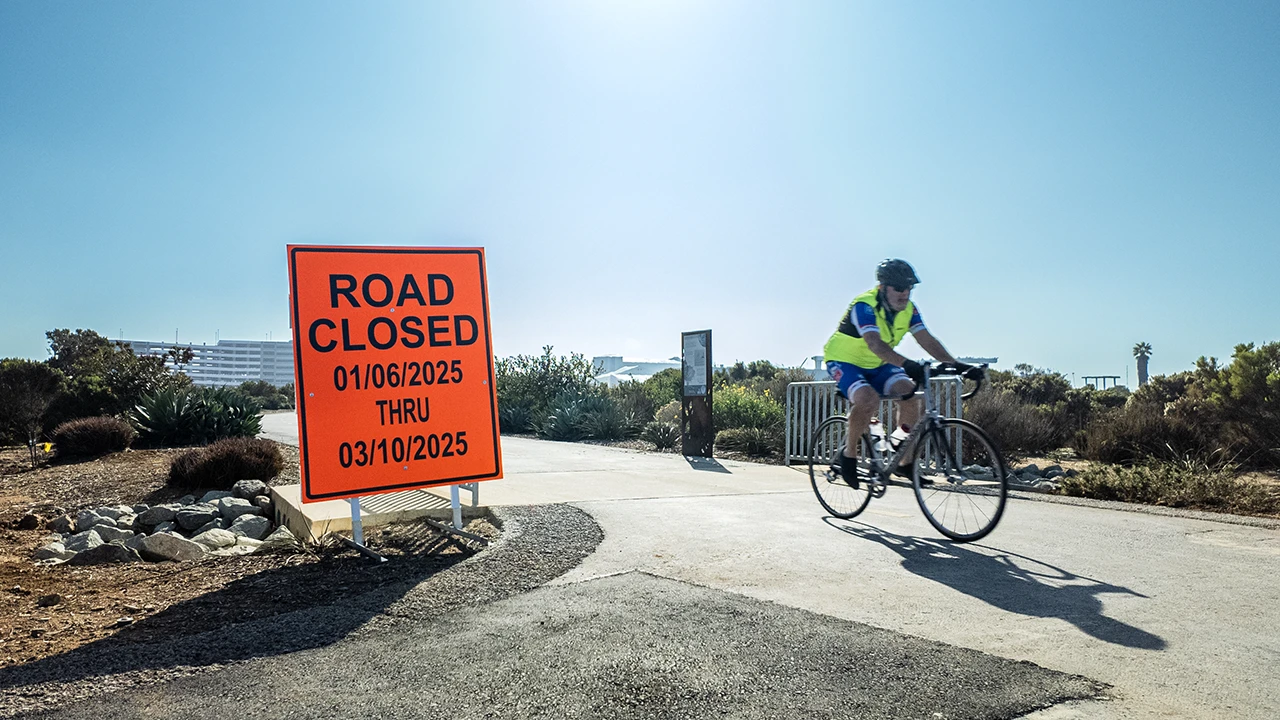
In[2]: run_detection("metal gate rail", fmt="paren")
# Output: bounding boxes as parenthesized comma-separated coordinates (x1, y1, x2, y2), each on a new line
(784, 379, 963, 466)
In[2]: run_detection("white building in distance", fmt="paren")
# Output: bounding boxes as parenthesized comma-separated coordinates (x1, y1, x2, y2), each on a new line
(592, 355, 681, 387)
(124, 339, 295, 388)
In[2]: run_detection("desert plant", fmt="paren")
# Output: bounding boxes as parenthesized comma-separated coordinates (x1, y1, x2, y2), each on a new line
(133, 386, 263, 447)
(538, 395, 592, 442)
(1058, 459, 1277, 515)
(715, 427, 780, 457)
(499, 403, 536, 434)
(640, 421, 679, 450)
(575, 395, 642, 440)
(168, 437, 284, 489)
(50, 416, 135, 457)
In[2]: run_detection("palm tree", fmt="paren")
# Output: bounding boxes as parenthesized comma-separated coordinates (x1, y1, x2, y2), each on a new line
(1133, 342, 1152, 386)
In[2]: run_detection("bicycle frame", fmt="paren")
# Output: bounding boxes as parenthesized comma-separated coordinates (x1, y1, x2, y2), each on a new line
(862, 365, 963, 484)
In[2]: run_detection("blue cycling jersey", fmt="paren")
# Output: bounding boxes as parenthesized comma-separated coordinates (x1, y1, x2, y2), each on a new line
(851, 301, 926, 338)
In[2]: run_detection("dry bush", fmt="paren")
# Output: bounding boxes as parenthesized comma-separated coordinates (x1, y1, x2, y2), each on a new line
(50, 416, 135, 457)
(964, 390, 1065, 456)
(168, 437, 284, 489)
(1072, 408, 1214, 466)
(1058, 460, 1278, 515)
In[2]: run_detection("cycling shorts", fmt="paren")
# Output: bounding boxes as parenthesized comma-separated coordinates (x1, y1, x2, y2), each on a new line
(825, 360, 914, 400)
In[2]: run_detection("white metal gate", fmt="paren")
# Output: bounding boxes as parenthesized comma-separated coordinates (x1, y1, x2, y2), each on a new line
(784, 379, 963, 465)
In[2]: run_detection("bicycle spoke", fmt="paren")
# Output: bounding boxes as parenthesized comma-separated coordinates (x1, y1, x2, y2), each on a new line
(912, 420, 1007, 542)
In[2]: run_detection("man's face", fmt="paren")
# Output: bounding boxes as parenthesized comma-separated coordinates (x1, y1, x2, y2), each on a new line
(883, 283, 912, 311)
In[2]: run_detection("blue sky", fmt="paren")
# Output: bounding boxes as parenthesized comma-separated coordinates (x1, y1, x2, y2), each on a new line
(2, 1, 1277, 384)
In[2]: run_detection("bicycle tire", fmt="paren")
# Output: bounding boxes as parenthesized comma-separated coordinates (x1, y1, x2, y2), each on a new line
(808, 415, 874, 519)
(910, 418, 1008, 542)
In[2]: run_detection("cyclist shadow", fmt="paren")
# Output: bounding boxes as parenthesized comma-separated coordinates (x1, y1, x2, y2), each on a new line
(827, 520, 1167, 651)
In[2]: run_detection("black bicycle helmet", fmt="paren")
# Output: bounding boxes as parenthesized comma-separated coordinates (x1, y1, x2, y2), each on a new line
(876, 259, 920, 287)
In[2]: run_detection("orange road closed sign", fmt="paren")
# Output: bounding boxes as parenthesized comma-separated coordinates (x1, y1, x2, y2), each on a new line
(287, 245, 502, 502)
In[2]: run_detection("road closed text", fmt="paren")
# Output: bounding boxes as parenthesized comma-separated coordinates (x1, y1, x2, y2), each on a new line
(306, 272, 479, 352)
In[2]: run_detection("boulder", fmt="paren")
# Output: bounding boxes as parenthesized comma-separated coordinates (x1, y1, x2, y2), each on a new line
(63, 529, 104, 553)
(48, 515, 75, 534)
(152, 521, 178, 534)
(94, 505, 132, 521)
(1021, 464, 1041, 477)
(176, 503, 219, 531)
(192, 528, 237, 549)
(94, 525, 137, 544)
(33, 542, 74, 562)
(115, 514, 136, 529)
(136, 505, 177, 526)
(90, 516, 119, 530)
(17, 513, 42, 530)
(178, 495, 196, 506)
(217, 497, 261, 521)
(254, 495, 274, 515)
(131, 503, 149, 514)
(211, 543, 257, 557)
(75, 510, 101, 532)
(227, 515, 272, 540)
(231, 479, 268, 500)
(1044, 467, 1065, 479)
(199, 490, 233, 505)
(258, 525, 300, 553)
(67, 542, 142, 566)
(194, 518, 228, 534)
(137, 533, 206, 562)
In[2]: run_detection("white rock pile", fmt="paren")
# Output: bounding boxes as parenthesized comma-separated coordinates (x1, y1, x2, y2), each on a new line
(32, 479, 298, 566)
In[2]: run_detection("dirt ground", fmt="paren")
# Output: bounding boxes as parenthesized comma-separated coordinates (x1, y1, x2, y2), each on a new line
(0, 444, 496, 670)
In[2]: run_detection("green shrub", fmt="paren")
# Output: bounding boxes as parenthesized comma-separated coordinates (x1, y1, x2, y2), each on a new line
(744, 367, 813, 409)
(237, 380, 294, 410)
(133, 386, 263, 447)
(608, 380, 657, 423)
(641, 368, 681, 408)
(168, 437, 284, 490)
(713, 385, 783, 433)
(964, 389, 1065, 456)
(496, 346, 597, 424)
(989, 364, 1071, 405)
(1058, 460, 1278, 515)
(43, 328, 192, 427)
(538, 396, 590, 442)
(0, 358, 67, 448)
(1175, 342, 1280, 468)
(715, 427, 780, 457)
(1072, 407, 1213, 465)
(1128, 371, 1196, 412)
(654, 400, 680, 425)
(499, 403, 536, 434)
(50, 416, 136, 457)
(640, 421, 679, 450)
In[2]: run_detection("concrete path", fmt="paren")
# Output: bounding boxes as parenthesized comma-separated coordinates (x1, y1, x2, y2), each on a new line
(259, 413, 1280, 719)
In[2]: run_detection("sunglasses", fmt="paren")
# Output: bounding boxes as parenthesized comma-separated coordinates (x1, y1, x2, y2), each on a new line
(889, 284, 914, 293)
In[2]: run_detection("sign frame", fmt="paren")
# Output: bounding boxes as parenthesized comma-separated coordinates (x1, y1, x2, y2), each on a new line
(680, 329, 714, 457)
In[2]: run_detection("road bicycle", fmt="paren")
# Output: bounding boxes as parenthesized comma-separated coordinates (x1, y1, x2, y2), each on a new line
(807, 362, 1008, 542)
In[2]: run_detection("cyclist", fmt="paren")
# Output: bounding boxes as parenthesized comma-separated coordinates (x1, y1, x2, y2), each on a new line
(822, 259, 978, 483)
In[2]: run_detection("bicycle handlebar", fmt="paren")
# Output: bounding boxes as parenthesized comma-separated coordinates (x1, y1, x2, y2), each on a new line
(910, 362, 987, 400)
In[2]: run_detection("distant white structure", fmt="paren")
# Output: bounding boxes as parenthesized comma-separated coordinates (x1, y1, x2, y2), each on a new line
(124, 339, 295, 388)
(591, 355, 681, 387)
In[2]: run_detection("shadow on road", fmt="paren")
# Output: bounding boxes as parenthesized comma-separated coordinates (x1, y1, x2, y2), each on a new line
(685, 456, 731, 473)
(0, 532, 474, 694)
(826, 519, 1167, 651)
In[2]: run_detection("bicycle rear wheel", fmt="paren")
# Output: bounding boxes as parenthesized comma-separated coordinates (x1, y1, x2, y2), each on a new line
(808, 416, 874, 519)
(911, 418, 1008, 542)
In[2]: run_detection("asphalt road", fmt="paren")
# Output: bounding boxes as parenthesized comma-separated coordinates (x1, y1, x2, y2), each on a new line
(227, 417, 1280, 717)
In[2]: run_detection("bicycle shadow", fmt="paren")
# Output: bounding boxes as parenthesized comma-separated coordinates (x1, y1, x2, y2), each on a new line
(825, 519, 1167, 651)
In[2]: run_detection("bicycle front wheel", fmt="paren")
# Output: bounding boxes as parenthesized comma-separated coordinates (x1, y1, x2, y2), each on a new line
(808, 416, 874, 519)
(911, 418, 1008, 542)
